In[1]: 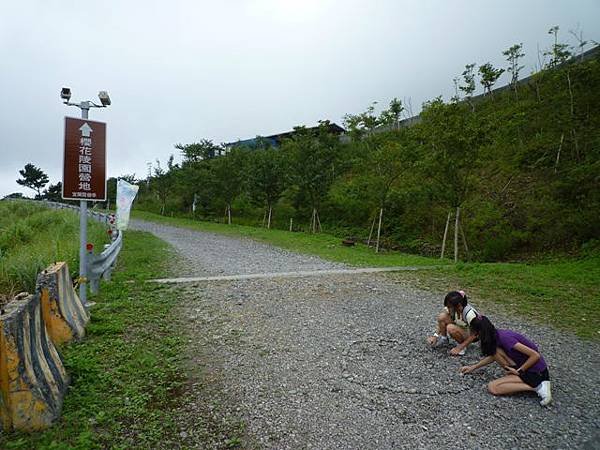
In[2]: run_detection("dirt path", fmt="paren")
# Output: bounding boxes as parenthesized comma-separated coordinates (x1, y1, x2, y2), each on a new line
(132, 220, 600, 449)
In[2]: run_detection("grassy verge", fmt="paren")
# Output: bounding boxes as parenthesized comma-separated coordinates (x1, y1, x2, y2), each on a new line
(1, 231, 189, 449)
(0, 201, 107, 297)
(132, 210, 600, 339)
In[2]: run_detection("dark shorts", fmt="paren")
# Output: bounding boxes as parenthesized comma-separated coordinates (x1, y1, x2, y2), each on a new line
(518, 368, 550, 388)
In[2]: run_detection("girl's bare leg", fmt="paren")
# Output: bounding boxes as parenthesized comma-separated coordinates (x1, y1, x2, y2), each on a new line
(427, 311, 453, 345)
(488, 375, 534, 396)
(436, 311, 453, 336)
(446, 324, 468, 343)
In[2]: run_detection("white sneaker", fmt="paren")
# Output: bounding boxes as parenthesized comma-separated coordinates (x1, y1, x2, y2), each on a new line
(535, 380, 552, 406)
(434, 335, 449, 348)
(456, 347, 466, 356)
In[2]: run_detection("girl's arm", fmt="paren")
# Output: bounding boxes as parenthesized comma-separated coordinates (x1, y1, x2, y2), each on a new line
(460, 355, 495, 374)
(504, 342, 541, 375)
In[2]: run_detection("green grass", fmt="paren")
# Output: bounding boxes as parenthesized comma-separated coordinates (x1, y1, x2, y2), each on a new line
(0, 201, 108, 296)
(432, 259, 600, 339)
(133, 209, 600, 339)
(1, 231, 189, 449)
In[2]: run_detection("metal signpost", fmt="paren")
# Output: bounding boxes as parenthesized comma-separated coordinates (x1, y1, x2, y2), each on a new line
(61, 88, 110, 306)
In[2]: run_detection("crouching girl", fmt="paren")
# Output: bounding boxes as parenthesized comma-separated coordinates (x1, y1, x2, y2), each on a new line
(460, 316, 552, 406)
(427, 290, 479, 355)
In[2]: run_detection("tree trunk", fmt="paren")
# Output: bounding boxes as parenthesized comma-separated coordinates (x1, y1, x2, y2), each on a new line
(454, 206, 460, 263)
(289, 218, 293, 232)
(267, 205, 272, 229)
(227, 204, 232, 225)
(262, 210, 267, 228)
(310, 208, 316, 233)
(367, 215, 377, 247)
(459, 221, 469, 259)
(566, 70, 574, 118)
(571, 128, 580, 161)
(554, 133, 565, 173)
(441, 211, 451, 259)
(375, 207, 384, 253)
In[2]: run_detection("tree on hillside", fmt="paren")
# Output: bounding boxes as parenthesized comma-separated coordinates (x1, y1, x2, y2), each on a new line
(151, 156, 176, 215)
(210, 147, 246, 224)
(353, 132, 414, 252)
(459, 63, 477, 111)
(344, 98, 406, 138)
(378, 98, 404, 130)
(502, 43, 525, 96)
(545, 26, 572, 68)
(419, 97, 485, 261)
(343, 102, 380, 139)
(16, 163, 49, 198)
(176, 139, 222, 164)
(42, 182, 62, 202)
(246, 145, 287, 229)
(451, 77, 461, 103)
(569, 25, 596, 62)
(283, 122, 340, 233)
(478, 62, 505, 97)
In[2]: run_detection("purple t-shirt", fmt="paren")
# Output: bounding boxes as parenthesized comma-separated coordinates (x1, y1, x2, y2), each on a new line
(496, 329, 547, 373)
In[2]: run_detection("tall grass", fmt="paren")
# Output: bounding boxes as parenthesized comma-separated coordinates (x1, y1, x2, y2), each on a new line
(0, 201, 108, 296)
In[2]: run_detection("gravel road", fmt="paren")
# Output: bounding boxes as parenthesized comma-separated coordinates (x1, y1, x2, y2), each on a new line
(131, 220, 347, 276)
(132, 220, 600, 449)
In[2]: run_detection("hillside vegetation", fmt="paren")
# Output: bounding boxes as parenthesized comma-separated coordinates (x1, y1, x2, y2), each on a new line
(132, 41, 600, 262)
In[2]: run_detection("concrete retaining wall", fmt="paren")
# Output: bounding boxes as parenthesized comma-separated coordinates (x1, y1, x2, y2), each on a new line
(37, 262, 89, 345)
(0, 293, 69, 431)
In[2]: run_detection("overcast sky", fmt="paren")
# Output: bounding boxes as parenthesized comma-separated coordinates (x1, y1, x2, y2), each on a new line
(1, 1, 599, 198)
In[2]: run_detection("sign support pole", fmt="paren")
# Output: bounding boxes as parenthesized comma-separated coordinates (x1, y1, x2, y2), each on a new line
(62, 90, 109, 306)
(79, 103, 90, 306)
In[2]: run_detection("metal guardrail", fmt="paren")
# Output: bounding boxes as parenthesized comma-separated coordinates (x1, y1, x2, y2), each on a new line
(88, 231, 122, 294)
(40, 201, 122, 295)
(41, 200, 110, 224)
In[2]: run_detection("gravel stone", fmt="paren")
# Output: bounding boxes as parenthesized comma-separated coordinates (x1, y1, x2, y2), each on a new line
(133, 220, 600, 449)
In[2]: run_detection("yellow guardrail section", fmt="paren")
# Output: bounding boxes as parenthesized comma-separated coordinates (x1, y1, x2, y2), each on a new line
(0, 293, 69, 431)
(37, 262, 89, 345)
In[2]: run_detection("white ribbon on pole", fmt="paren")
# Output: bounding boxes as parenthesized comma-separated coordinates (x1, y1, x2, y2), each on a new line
(116, 179, 139, 230)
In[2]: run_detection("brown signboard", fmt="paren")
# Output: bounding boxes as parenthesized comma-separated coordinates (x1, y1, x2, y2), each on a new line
(62, 117, 106, 201)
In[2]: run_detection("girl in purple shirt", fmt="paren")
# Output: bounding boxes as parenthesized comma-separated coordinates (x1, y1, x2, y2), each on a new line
(460, 316, 552, 406)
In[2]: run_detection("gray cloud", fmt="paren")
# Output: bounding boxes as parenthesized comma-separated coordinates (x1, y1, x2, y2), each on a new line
(1, 0, 599, 197)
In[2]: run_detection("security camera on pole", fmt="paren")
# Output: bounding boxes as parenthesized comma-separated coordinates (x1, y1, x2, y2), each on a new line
(60, 87, 110, 307)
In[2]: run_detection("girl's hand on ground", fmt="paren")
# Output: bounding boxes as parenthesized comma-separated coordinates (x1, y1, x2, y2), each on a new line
(460, 365, 474, 374)
(426, 336, 437, 346)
